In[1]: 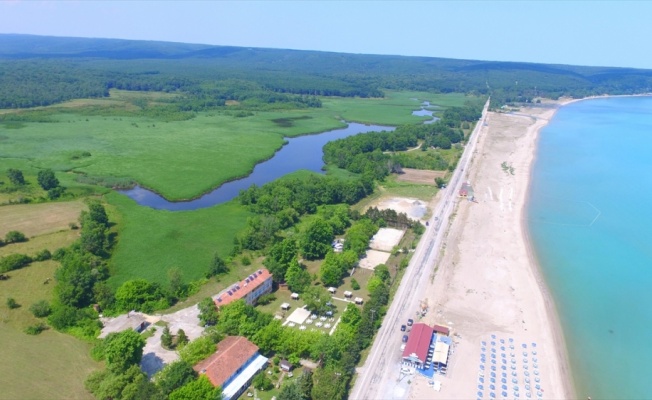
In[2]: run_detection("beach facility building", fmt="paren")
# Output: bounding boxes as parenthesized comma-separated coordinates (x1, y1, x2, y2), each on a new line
(433, 324, 451, 336)
(213, 269, 273, 308)
(194, 336, 268, 400)
(401, 323, 434, 370)
(459, 182, 474, 199)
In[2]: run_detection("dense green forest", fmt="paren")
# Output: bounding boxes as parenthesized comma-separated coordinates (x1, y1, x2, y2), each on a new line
(1, 34, 652, 110)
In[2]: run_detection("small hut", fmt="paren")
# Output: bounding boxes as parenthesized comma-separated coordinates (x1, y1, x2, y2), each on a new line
(291, 293, 299, 300)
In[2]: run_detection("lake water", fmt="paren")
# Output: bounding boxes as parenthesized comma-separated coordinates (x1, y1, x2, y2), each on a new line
(527, 96, 652, 399)
(411, 101, 440, 124)
(120, 122, 393, 210)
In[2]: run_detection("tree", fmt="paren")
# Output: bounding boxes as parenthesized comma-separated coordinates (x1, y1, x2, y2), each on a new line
(252, 372, 274, 391)
(5, 230, 27, 243)
(86, 201, 109, 227)
(168, 267, 185, 297)
(285, 261, 311, 293)
(80, 220, 109, 256)
(6, 297, 19, 309)
(206, 253, 228, 277)
(161, 326, 173, 349)
(435, 177, 446, 188)
(198, 297, 219, 327)
(104, 329, 146, 373)
(311, 366, 347, 400)
(179, 336, 216, 365)
(115, 279, 167, 312)
(304, 286, 331, 314)
(169, 375, 221, 400)
(300, 218, 333, 260)
(177, 329, 189, 347)
(29, 300, 51, 318)
(7, 168, 25, 185)
(37, 169, 59, 190)
(155, 360, 197, 396)
(278, 380, 306, 400)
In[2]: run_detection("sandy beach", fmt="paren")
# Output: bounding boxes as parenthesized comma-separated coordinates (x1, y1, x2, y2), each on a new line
(408, 101, 575, 399)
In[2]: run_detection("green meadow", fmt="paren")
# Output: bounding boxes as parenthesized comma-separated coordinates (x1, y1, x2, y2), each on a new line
(105, 192, 252, 287)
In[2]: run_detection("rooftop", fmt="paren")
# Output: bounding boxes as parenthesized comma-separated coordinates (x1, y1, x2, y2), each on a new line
(402, 323, 434, 364)
(194, 336, 260, 388)
(213, 268, 272, 307)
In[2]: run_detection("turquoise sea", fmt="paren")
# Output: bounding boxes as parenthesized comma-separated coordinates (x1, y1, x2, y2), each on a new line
(527, 96, 652, 399)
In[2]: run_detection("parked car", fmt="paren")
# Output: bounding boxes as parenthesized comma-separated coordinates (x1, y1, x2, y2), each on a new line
(407, 318, 414, 326)
(401, 324, 406, 332)
(402, 335, 409, 343)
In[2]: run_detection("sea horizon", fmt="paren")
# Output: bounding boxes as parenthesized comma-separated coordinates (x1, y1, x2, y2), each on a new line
(527, 96, 652, 399)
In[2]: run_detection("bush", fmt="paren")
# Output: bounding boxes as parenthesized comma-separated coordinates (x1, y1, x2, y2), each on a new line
(6, 297, 19, 309)
(52, 247, 67, 261)
(256, 293, 276, 306)
(24, 323, 48, 335)
(33, 249, 52, 262)
(241, 255, 251, 266)
(0, 253, 32, 272)
(252, 372, 274, 391)
(351, 278, 360, 290)
(5, 230, 27, 243)
(30, 300, 52, 317)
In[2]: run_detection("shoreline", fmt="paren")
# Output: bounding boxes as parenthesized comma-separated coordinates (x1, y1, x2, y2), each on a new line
(408, 99, 573, 399)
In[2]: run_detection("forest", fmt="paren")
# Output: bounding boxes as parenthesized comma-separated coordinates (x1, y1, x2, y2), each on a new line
(1, 34, 652, 110)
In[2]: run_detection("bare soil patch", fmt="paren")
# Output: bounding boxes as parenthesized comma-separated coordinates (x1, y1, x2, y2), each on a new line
(369, 227, 405, 252)
(368, 197, 429, 221)
(396, 168, 445, 185)
(359, 249, 391, 270)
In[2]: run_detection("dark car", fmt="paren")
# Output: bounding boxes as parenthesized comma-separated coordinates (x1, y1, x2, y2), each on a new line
(401, 324, 406, 332)
(407, 318, 414, 326)
(402, 335, 409, 343)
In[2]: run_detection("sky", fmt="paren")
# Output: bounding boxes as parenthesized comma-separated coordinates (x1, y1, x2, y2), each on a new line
(1, 0, 651, 70)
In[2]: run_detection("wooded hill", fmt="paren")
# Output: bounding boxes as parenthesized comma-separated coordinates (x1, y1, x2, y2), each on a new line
(1, 33, 652, 109)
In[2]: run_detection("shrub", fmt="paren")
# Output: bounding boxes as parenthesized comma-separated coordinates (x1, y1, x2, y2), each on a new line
(24, 323, 48, 335)
(52, 247, 67, 261)
(30, 300, 52, 317)
(0, 253, 32, 272)
(252, 372, 274, 391)
(5, 230, 27, 243)
(351, 278, 360, 290)
(241, 255, 251, 266)
(6, 297, 19, 309)
(256, 293, 276, 306)
(33, 249, 52, 262)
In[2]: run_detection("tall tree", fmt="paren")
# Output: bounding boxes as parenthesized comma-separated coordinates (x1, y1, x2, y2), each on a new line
(104, 329, 146, 373)
(154, 360, 197, 396)
(37, 168, 59, 190)
(300, 218, 333, 260)
(6, 168, 25, 185)
(169, 375, 221, 400)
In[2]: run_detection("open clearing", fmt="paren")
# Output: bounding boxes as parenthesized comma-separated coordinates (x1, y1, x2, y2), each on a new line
(368, 196, 429, 221)
(0, 200, 85, 238)
(396, 168, 445, 185)
(0, 260, 99, 400)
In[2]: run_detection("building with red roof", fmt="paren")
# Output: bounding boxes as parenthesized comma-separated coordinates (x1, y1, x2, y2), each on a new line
(401, 323, 434, 369)
(213, 268, 273, 308)
(433, 324, 450, 336)
(194, 336, 268, 400)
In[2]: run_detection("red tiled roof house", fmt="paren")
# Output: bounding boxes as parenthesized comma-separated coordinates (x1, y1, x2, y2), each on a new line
(194, 336, 269, 400)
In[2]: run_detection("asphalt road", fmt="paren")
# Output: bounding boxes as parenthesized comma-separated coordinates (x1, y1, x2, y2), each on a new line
(350, 99, 489, 400)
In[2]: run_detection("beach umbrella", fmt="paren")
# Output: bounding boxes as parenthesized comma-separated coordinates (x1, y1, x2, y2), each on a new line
(525, 377, 530, 383)
(534, 370, 539, 376)
(511, 365, 516, 370)
(491, 372, 496, 378)
(537, 391, 542, 397)
(535, 384, 540, 390)
(480, 365, 485, 370)
(500, 339, 505, 344)
(490, 392, 496, 398)
(491, 359, 496, 365)
(522, 344, 527, 348)
(490, 384, 495, 390)
(525, 384, 531, 391)
(512, 378, 518, 384)
(524, 371, 530, 377)
(490, 378, 495, 384)
(479, 377, 484, 383)
(523, 359, 528, 364)
(501, 352, 506, 358)
(514, 391, 520, 397)
(523, 351, 528, 356)
(477, 391, 483, 398)
(491, 366, 496, 371)
(478, 384, 484, 390)
(502, 391, 508, 397)
(481, 347, 486, 352)
(533, 357, 538, 363)
(524, 365, 528, 370)
(492, 348, 496, 353)
(532, 343, 537, 347)
(532, 351, 537, 356)
(482, 341, 487, 346)
(526, 392, 531, 398)
(502, 372, 507, 377)
(491, 341, 496, 346)
(501, 378, 507, 384)
(491, 334, 496, 339)
(501, 365, 506, 370)
(491, 353, 496, 359)
(535, 377, 540, 383)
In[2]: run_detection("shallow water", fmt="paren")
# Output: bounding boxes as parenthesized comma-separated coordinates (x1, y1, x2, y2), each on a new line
(527, 97, 652, 399)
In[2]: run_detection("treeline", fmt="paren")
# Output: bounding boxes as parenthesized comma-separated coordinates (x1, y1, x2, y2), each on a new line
(3, 34, 652, 111)
(323, 103, 482, 179)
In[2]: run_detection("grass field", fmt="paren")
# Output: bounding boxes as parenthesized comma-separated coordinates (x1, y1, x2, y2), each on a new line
(0, 200, 85, 238)
(0, 90, 476, 201)
(0, 260, 99, 400)
(106, 192, 252, 288)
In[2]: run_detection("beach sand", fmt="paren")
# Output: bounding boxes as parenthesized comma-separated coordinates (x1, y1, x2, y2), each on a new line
(408, 102, 575, 399)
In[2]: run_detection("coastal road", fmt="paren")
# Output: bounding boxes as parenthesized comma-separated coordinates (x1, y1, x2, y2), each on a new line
(350, 99, 489, 400)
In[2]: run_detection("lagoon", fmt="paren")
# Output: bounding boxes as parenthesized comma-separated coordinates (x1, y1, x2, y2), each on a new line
(527, 96, 652, 399)
(120, 122, 393, 210)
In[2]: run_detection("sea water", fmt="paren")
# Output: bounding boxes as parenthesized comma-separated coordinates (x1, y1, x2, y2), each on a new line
(527, 96, 652, 399)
